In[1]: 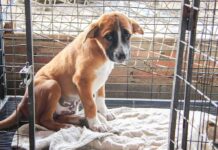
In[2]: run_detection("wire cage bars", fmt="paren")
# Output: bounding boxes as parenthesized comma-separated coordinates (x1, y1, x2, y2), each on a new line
(0, 0, 183, 100)
(169, 0, 218, 149)
(0, 0, 217, 149)
(0, 0, 182, 148)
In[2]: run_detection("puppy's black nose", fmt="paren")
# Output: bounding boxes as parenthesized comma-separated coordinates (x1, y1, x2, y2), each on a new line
(116, 53, 126, 61)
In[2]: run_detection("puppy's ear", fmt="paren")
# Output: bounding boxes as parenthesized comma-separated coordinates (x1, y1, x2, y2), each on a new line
(83, 22, 99, 43)
(130, 19, 144, 35)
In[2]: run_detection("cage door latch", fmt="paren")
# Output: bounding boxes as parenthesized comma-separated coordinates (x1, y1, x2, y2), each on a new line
(19, 62, 33, 88)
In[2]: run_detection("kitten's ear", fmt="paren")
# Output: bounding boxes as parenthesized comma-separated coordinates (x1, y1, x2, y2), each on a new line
(130, 19, 144, 34)
(83, 22, 99, 43)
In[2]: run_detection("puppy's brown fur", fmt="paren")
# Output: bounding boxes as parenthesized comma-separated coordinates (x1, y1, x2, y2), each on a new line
(0, 12, 143, 131)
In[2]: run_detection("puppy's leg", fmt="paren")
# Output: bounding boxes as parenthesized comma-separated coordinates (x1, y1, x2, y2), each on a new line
(36, 80, 71, 131)
(74, 77, 109, 132)
(96, 85, 115, 121)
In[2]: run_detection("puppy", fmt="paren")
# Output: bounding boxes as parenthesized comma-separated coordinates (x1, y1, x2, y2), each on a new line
(0, 12, 144, 132)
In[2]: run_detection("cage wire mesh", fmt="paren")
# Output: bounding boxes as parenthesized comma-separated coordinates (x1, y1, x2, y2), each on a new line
(169, 0, 218, 149)
(1, 0, 182, 100)
(0, 0, 218, 149)
(0, 0, 182, 148)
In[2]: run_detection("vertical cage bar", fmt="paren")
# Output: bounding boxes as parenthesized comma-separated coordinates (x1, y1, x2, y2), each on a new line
(181, 0, 200, 149)
(0, 0, 5, 99)
(168, 0, 189, 149)
(24, 0, 35, 149)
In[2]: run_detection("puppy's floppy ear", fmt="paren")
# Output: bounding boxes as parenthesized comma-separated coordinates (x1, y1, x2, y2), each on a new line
(130, 19, 144, 35)
(83, 21, 99, 43)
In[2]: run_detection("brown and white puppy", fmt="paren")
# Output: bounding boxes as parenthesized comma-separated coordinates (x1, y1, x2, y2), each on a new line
(0, 12, 144, 132)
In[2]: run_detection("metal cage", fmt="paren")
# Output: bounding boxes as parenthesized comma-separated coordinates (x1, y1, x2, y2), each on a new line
(0, 0, 217, 149)
(169, 0, 218, 149)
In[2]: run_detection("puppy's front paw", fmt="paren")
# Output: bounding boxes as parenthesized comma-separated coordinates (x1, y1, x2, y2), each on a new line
(91, 123, 110, 132)
(87, 117, 110, 132)
(106, 111, 116, 121)
(103, 111, 116, 121)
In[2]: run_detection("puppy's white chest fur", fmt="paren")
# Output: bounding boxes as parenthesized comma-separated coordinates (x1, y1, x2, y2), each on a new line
(93, 60, 114, 92)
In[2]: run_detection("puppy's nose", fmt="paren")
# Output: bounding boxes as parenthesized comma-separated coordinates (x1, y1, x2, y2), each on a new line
(116, 52, 126, 60)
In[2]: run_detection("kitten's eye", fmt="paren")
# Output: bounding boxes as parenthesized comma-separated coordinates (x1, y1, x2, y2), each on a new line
(105, 34, 113, 41)
(123, 29, 131, 39)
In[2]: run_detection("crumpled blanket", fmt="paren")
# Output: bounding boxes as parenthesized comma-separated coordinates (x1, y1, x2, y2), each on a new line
(11, 107, 215, 150)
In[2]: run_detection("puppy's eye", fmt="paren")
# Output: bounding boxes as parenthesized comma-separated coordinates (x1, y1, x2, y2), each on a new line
(123, 29, 131, 39)
(105, 34, 113, 41)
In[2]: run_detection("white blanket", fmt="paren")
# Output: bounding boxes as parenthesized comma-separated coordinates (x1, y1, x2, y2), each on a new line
(11, 107, 215, 150)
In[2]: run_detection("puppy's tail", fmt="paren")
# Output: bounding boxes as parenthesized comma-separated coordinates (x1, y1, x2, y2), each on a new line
(0, 92, 28, 130)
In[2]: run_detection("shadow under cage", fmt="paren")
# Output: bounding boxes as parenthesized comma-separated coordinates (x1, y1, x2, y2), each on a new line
(0, 0, 217, 149)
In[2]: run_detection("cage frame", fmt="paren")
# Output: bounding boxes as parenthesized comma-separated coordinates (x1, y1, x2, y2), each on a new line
(0, 0, 6, 100)
(24, 0, 36, 149)
(169, 0, 218, 149)
(168, 0, 200, 149)
(0, 0, 218, 149)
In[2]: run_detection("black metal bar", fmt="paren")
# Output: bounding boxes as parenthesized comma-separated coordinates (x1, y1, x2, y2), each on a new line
(168, 0, 190, 149)
(0, 0, 5, 99)
(181, 0, 200, 149)
(24, 0, 35, 149)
